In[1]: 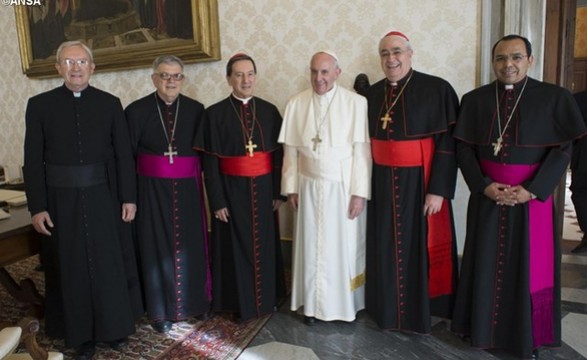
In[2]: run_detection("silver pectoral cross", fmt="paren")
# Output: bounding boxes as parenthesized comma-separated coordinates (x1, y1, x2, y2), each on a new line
(492, 137, 503, 157)
(164, 144, 178, 164)
(245, 139, 257, 157)
(311, 133, 322, 151)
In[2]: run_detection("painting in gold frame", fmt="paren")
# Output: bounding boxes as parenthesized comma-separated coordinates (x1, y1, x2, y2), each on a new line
(15, 0, 221, 78)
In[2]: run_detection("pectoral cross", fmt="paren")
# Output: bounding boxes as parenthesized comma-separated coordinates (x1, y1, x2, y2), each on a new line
(492, 137, 503, 157)
(381, 112, 392, 130)
(245, 139, 257, 157)
(164, 144, 178, 164)
(311, 134, 322, 151)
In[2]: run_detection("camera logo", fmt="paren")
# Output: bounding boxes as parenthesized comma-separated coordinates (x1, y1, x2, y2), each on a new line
(2, 0, 42, 5)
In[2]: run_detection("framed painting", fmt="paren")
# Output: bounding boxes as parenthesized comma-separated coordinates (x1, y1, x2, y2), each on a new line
(15, 0, 221, 78)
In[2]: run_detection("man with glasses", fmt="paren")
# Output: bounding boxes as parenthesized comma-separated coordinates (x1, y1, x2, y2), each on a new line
(365, 30, 459, 334)
(125, 55, 210, 333)
(195, 53, 286, 323)
(451, 34, 586, 359)
(23, 40, 142, 360)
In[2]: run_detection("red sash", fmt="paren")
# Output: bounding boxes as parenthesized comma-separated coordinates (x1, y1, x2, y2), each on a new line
(371, 138, 454, 298)
(219, 152, 272, 177)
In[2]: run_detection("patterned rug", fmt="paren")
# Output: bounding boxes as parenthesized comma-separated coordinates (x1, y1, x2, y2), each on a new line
(0, 256, 271, 360)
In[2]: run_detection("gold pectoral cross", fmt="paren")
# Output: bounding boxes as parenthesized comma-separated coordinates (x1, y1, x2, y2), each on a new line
(380, 112, 392, 130)
(245, 139, 257, 157)
(311, 134, 322, 151)
(492, 137, 503, 157)
(164, 144, 178, 164)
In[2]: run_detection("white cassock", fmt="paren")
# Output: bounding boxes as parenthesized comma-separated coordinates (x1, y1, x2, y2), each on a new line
(278, 83, 372, 321)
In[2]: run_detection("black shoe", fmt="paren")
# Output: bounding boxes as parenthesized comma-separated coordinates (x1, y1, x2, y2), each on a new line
(195, 312, 212, 321)
(571, 238, 587, 253)
(532, 348, 540, 359)
(151, 320, 172, 333)
(108, 337, 128, 351)
(76, 341, 95, 360)
(304, 316, 316, 326)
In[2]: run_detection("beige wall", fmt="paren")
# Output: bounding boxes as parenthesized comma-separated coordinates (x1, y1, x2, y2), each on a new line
(0, 0, 479, 166)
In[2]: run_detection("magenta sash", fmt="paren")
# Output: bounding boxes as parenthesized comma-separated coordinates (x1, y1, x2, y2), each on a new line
(137, 154, 199, 179)
(137, 153, 212, 299)
(480, 159, 554, 347)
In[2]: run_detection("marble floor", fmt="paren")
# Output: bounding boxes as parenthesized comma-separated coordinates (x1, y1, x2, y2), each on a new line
(241, 173, 587, 360)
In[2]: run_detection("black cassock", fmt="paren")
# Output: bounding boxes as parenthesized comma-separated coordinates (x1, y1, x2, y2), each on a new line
(365, 70, 459, 333)
(23, 85, 143, 348)
(126, 93, 210, 322)
(196, 95, 285, 321)
(452, 77, 586, 358)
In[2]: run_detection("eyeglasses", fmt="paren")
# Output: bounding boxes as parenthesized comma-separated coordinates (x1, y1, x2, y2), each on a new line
(155, 72, 185, 81)
(493, 54, 529, 64)
(60, 58, 91, 67)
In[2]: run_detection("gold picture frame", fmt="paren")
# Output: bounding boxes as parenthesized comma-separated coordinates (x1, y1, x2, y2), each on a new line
(15, 0, 221, 78)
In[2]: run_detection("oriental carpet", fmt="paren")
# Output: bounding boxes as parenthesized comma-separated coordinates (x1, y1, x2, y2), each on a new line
(0, 255, 271, 360)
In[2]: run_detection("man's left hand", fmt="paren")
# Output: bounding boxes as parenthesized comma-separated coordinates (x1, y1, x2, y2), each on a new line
(122, 203, 137, 222)
(348, 195, 365, 219)
(423, 194, 443, 216)
(273, 199, 283, 211)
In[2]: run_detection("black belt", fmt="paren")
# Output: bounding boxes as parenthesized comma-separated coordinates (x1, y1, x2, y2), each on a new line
(45, 163, 108, 188)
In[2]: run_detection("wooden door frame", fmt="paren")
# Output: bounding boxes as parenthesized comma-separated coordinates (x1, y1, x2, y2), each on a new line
(544, 0, 577, 240)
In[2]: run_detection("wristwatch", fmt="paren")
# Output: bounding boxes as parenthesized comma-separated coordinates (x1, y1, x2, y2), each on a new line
(529, 192, 537, 200)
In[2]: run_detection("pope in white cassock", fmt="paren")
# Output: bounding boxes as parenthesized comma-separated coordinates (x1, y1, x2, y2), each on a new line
(278, 51, 372, 325)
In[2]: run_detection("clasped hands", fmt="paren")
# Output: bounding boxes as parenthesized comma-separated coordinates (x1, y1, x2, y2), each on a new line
(484, 182, 534, 206)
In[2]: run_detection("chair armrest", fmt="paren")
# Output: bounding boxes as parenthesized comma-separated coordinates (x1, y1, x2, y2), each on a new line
(16, 317, 48, 360)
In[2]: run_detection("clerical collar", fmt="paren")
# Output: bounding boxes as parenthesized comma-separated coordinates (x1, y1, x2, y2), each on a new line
(498, 77, 528, 91)
(155, 93, 178, 106)
(64, 83, 88, 97)
(314, 83, 337, 103)
(232, 94, 253, 104)
(387, 69, 413, 87)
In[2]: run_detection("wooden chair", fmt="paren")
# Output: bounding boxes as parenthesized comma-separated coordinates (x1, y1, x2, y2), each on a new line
(0, 304, 62, 360)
